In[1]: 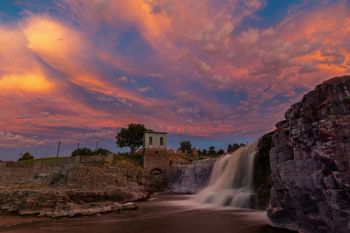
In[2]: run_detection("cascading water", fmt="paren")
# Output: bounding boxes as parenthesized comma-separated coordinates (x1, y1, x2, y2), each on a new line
(194, 140, 259, 208)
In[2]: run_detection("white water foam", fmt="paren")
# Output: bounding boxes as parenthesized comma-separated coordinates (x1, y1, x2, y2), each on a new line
(194, 140, 259, 208)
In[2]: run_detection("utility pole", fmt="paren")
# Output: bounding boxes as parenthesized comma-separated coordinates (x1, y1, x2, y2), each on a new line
(56, 141, 61, 158)
(96, 141, 98, 150)
(77, 143, 80, 157)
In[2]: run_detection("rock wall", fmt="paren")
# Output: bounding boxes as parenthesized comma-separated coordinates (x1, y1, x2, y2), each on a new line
(268, 76, 350, 233)
(143, 155, 170, 174)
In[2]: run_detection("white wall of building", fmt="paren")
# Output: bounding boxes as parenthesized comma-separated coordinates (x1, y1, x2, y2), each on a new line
(144, 132, 167, 149)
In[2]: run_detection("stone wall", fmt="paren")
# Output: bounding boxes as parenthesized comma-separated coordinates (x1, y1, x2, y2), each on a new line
(143, 155, 170, 174)
(268, 76, 350, 233)
(0, 155, 132, 188)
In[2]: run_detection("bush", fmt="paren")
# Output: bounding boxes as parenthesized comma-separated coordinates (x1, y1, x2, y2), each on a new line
(71, 147, 94, 157)
(18, 152, 34, 161)
(95, 148, 110, 155)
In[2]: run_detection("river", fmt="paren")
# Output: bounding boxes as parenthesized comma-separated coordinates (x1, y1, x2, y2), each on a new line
(0, 195, 293, 233)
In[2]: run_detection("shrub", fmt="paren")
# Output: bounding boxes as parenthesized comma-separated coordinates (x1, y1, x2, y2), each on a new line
(18, 152, 34, 161)
(71, 147, 94, 157)
(95, 148, 110, 155)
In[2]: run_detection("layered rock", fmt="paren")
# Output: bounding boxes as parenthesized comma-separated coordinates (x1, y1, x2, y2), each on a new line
(0, 189, 138, 218)
(268, 76, 350, 233)
(0, 162, 147, 217)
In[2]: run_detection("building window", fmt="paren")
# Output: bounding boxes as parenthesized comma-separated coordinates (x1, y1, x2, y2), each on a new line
(149, 136, 153, 145)
(160, 137, 164, 146)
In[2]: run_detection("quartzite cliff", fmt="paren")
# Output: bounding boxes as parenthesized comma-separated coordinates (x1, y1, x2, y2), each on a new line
(268, 76, 350, 233)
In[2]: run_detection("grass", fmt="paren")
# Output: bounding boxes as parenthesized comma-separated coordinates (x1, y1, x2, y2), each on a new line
(17, 156, 71, 165)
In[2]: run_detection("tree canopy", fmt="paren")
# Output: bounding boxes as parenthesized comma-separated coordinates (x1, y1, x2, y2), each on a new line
(180, 140, 192, 154)
(227, 143, 246, 153)
(116, 123, 147, 154)
(208, 146, 216, 156)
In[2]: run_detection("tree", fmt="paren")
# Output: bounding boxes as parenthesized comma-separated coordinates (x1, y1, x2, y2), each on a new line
(71, 147, 94, 157)
(18, 152, 34, 161)
(217, 149, 225, 155)
(116, 123, 147, 154)
(180, 140, 192, 154)
(208, 146, 216, 156)
(227, 143, 246, 153)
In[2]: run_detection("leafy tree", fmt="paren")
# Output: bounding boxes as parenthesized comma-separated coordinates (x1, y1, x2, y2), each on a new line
(208, 146, 216, 156)
(180, 140, 192, 154)
(71, 147, 94, 157)
(227, 143, 246, 153)
(116, 123, 147, 154)
(217, 149, 225, 155)
(202, 149, 208, 155)
(18, 152, 34, 161)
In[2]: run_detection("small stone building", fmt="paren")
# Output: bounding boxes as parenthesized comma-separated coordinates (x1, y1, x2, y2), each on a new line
(143, 131, 169, 190)
(143, 131, 167, 156)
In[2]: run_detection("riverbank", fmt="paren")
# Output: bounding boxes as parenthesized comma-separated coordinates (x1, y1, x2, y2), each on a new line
(0, 195, 295, 233)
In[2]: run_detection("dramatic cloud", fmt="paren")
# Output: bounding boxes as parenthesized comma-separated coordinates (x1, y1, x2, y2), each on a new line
(0, 0, 349, 158)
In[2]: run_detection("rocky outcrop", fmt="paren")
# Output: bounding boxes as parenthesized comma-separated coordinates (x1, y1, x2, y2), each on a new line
(0, 162, 148, 218)
(0, 188, 142, 218)
(268, 76, 350, 233)
(167, 159, 216, 194)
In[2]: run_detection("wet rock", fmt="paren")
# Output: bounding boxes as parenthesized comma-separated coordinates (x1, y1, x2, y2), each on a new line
(0, 188, 143, 218)
(253, 132, 274, 209)
(122, 202, 138, 210)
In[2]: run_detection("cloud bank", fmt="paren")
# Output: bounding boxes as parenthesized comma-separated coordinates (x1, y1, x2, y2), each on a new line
(0, 0, 349, 156)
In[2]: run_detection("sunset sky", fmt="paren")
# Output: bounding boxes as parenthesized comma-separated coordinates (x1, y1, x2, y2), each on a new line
(1, 0, 349, 159)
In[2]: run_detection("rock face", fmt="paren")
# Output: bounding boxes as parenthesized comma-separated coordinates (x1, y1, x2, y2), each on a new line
(268, 76, 350, 233)
(167, 159, 216, 194)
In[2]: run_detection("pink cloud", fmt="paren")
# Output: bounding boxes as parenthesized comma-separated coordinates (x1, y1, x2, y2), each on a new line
(0, 0, 349, 153)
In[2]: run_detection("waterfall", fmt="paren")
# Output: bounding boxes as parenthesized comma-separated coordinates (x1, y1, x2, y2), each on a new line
(167, 159, 216, 194)
(194, 140, 259, 208)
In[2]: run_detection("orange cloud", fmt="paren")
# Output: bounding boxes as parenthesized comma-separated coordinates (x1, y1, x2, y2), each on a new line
(0, 73, 53, 92)
(23, 16, 83, 62)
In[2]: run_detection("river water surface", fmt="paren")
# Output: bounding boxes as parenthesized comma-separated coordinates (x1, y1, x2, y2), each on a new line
(0, 195, 293, 233)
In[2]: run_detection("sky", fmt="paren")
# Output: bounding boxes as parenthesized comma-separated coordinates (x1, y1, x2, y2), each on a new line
(0, 0, 349, 160)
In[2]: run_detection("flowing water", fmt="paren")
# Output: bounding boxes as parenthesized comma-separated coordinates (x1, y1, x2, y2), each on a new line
(0, 141, 294, 233)
(0, 195, 292, 233)
(195, 140, 259, 208)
